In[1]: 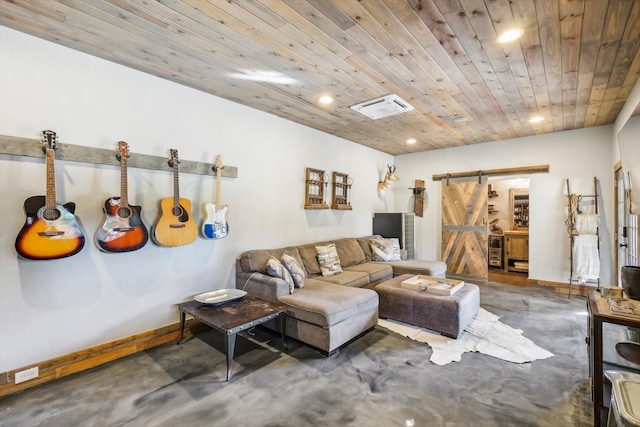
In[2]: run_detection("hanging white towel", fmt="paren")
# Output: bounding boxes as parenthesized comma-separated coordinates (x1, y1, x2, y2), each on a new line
(574, 214, 599, 235)
(572, 234, 600, 283)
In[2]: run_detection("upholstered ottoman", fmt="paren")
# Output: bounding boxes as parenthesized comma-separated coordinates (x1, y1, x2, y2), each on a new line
(374, 274, 480, 338)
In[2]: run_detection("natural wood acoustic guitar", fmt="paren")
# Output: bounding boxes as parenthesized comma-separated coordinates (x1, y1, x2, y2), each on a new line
(151, 149, 198, 246)
(15, 130, 86, 260)
(95, 141, 149, 252)
(201, 155, 229, 239)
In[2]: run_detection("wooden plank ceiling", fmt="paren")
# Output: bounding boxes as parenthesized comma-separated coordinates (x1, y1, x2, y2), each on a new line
(1, 0, 639, 155)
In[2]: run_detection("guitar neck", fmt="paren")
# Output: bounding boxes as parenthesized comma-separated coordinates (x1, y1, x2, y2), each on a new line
(120, 156, 129, 207)
(45, 148, 57, 210)
(173, 162, 180, 207)
(215, 164, 222, 210)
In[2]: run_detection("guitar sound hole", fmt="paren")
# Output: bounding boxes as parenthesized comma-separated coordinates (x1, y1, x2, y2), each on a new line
(43, 208, 61, 221)
(117, 206, 132, 219)
(172, 206, 184, 217)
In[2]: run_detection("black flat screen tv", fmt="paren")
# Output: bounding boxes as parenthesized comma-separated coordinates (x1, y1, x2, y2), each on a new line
(372, 212, 403, 248)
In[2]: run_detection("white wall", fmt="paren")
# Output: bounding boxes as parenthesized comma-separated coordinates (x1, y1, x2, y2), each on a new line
(0, 27, 393, 372)
(391, 127, 615, 285)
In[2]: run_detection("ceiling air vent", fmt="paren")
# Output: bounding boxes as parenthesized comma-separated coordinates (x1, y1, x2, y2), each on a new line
(350, 94, 414, 120)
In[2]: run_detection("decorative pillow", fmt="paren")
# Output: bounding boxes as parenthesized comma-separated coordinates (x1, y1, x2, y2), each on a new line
(315, 243, 343, 277)
(281, 253, 306, 288)
(370, 237, 402, 262)
(266, 256, 295, 294)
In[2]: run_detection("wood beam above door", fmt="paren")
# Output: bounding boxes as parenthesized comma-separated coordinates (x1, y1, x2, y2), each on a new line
(433, 165, 549, 181)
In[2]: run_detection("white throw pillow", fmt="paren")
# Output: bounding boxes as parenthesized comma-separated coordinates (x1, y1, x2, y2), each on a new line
(281, 253, 306, 288)
(370, 237, 402, 262)
(316, 243, 343, 277)
(266, 256, 295, 294)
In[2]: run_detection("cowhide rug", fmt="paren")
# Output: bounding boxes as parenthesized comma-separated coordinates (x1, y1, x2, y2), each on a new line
(378, 308, 554, 365)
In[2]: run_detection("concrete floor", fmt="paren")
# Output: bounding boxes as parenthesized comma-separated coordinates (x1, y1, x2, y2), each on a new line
(0, 282, 593, 427)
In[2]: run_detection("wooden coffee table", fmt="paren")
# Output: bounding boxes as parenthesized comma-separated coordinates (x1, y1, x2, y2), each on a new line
(177, 296, 287, 381)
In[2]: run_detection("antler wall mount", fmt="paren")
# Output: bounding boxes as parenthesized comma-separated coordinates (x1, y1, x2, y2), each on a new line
(377, 165, 398, 194)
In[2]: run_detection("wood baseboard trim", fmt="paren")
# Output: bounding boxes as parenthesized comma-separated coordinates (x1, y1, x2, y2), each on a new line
(527, 277, 595, 297)
(0, 319, 207, 397)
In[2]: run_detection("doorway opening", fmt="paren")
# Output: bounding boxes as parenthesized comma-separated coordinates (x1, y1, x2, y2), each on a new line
(487, 177, 530, 285)
(615, 165, 639, 286)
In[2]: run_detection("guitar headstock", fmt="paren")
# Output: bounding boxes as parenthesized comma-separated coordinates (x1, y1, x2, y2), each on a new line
(214, 155, 224, 173)
(168, 149, 180, 168)
(41, 130, 58, 152)
(117, 141, 130, 159)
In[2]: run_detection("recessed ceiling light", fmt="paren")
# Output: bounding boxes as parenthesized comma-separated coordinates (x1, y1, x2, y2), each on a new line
(497, 28, 524, 43)
(452, 116, 468, 123)
(529, 115, 544, 123)
(407, 138, 417, 144)
(319, 95, 333, 104)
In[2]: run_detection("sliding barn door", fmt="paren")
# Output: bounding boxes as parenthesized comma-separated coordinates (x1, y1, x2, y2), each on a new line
(442, 176, 489, 282)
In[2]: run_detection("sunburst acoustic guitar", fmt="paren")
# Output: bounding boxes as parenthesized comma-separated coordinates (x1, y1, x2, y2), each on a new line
(15, 130, 86, 260)
(95, 141, 149, 252)
(202, 155, 229, 239)
(151, 149, 198, 247)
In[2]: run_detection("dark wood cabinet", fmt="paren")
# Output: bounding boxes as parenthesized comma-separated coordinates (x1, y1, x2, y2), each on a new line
(587, 291, 640, 426)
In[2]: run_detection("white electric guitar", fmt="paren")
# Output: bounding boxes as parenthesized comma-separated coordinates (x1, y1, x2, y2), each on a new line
(202, 156, 229, 239)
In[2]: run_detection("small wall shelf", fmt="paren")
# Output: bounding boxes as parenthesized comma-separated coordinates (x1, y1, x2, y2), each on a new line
(304, 167, 329, 209)
(0, 134, 238, 178)
(331, 171, 352, 210)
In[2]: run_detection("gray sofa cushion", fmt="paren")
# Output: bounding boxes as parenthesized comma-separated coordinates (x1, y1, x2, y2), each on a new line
(298, 241, 331, 276)
(344, 263, 393, 283)
(332, 238, 366, 267)
(239, 246, 304, 274)
(312, 270, 370, 287)
(278, 281, 378, 328)
(357, 235, 382, 262)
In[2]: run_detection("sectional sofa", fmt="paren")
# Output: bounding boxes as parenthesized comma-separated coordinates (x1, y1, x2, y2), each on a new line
(235, 236, 447, 354)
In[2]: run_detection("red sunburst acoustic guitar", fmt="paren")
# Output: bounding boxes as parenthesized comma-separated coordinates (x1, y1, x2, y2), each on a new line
(95, 141, 149, 252)
(151, 149, 198, 247)
(15, 130, 86, 260)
